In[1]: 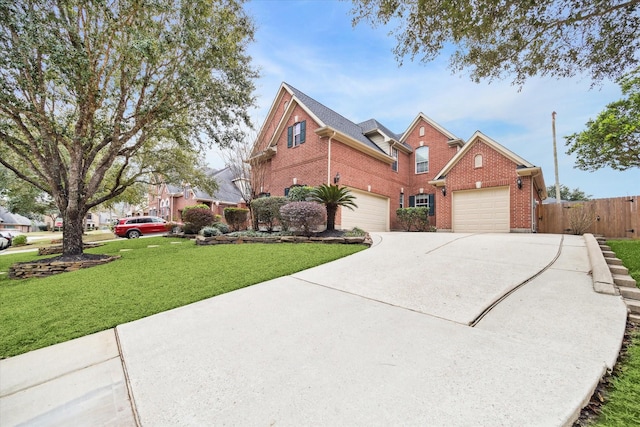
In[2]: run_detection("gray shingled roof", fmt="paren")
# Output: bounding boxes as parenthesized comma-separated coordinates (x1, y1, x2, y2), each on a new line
(0, 206, 32, 226)
(284, 83, 391, 155)
(165, 167, 244, 203)
(210, 167, 245, 203)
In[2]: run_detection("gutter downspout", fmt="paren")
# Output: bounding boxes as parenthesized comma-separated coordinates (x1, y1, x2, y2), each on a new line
(327, 131, 336, 185)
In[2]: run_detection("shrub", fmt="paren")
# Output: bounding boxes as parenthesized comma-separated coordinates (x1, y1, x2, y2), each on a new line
(12, 235, 27, 246)
(250, 197, 288, 231)
(396, 207, 430, 231)
(182, 204, 210, 214)
(224, 207, 249, 231)
(201, 226, 221, 237)
(567, 203, 595, 235)
(287, 185, 315, 201)
(344, 227, 366, 237)
(183, 207, 215, 234)
(213, 222, 230, 234)
(279, 202, 326, 236)
(38, 225, 48, 231)
(164, 221, 182, 234)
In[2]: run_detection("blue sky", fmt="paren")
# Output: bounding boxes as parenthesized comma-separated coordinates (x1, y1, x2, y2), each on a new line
(207, 0, 639, 199)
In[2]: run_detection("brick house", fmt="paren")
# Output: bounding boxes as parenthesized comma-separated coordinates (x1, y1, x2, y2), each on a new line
(149, 167, 246, 223)
(251, 83, 547, 232)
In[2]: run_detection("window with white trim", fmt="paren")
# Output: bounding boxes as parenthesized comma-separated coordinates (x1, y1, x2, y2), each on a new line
(399, 193, 404, 208)
(416, 146, 429, 173)
(391, 147, 398, 172)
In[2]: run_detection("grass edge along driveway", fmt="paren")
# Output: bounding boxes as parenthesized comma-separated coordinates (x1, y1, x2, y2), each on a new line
(592, 239, 640, 427)
(0, 237, 366, 359)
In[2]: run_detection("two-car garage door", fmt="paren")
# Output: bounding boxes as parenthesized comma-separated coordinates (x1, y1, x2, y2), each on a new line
(340, 188, 389, 232)
(452, 187, 510, 233)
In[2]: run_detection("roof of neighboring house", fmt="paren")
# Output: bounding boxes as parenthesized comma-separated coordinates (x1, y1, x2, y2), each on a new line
(208, 167, 245, 204)
(285, 83, 406, 154)
(0, 206, 32, 226)
(162, 167, 245, 204)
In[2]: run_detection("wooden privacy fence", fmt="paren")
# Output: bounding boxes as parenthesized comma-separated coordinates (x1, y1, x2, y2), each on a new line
(538, 195, 639, 239)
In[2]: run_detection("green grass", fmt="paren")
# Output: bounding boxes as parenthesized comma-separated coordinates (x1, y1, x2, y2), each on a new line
(608, 240, 640, 285)
(0, 237, 365, 358)
(593, 240, 640, 426)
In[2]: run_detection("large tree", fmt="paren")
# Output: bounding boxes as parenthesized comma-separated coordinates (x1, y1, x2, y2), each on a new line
(350, 0, 640, 85)
(0, 0, 257, 257)
(565, 69, 640, 171)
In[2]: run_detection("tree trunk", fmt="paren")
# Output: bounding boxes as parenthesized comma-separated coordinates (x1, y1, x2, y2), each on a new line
(62, 207, 86, 256)
(326, 205, 337, 231)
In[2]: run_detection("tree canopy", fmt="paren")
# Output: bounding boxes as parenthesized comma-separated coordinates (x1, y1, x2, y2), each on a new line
(565, 69, 640, 171)
(350, 0, 640, 85)
(0, 0, 257, 256)
(546, 185, 592, 201)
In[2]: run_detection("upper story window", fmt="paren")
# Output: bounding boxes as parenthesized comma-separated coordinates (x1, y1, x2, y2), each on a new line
(416, 146, 429, 174)
(391, 147, 398, 172)
(287, 120, 306, 148)
(474, 154, 483, 168)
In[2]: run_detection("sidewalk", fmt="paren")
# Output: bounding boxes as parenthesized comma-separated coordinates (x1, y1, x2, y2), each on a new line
(0, 233, 628, 426)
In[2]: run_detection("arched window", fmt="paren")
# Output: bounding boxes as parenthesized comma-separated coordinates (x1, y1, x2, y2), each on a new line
(474, 154, 483, 168)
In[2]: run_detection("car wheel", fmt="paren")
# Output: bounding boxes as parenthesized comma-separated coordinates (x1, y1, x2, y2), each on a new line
(127, 230, 141, 239)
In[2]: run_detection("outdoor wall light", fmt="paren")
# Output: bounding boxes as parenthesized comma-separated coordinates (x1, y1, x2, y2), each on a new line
(334, 172, 341, 184)
(441, 187, 447, 197)
(516, 177, 523, 189)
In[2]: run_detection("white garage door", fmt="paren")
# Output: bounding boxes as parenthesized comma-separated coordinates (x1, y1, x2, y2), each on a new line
(341, 189, 389, 232)
(452, 187, 510, 233)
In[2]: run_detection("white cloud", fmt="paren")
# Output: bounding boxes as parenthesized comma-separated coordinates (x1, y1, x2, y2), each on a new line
(205, 0, 639, 198)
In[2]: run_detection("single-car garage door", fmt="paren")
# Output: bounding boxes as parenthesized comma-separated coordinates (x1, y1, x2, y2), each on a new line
(452, 187, 510, 233)
(341, 189, 389, 232)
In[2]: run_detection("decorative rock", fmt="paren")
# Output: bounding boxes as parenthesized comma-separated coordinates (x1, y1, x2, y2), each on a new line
(9, 255, 121, 279)
(38, 242, 104, 256)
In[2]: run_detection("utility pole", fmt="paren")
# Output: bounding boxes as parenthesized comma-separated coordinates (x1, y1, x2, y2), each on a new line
(552, 111, 561, 204)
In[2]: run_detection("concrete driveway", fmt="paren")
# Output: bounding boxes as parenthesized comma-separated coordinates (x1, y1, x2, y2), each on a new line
(1, 233, 628, 426)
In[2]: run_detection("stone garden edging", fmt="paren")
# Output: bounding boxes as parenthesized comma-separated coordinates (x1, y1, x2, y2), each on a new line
(195, 233, 373, 246)
(9, 255, 121, 279)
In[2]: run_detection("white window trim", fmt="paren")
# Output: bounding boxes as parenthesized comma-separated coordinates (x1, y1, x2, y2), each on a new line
(415, 146, 429, 174)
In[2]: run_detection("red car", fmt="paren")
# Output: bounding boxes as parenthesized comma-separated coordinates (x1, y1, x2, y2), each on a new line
(114, 216, 167, 239)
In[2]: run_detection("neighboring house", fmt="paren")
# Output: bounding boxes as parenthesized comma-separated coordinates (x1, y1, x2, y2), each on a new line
(251, 82, 547, 232)
(0, 206, 33, 232)
(149, 167, 246, 222)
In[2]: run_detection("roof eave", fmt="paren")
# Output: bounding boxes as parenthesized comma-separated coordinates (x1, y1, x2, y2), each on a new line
(316, 126, 395, 164)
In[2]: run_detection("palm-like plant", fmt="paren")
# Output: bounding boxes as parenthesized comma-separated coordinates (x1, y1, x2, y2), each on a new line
(310, 184, 358, 231)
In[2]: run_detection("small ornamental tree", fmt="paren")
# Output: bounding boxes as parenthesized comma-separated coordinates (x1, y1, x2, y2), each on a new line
(279, 202, 326, 236)
(287, 185, 314, 201)
(182, 207, 215, 234)
(310, 185, 357, 231)
(250, 197, 288, 231)
(224, 207, 249, 231)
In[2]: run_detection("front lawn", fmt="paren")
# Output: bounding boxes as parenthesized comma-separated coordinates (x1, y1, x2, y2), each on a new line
(592, 240, 640, 426)
(0, 237, 366, 358)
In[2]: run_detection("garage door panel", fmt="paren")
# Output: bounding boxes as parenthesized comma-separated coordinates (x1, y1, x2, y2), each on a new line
(453, 187, 509, 233)
(341, 189, 389, 232)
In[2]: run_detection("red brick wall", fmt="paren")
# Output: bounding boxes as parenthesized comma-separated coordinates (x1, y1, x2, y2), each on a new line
(257, 89, 540, 233)
(435, 138, 535, 231)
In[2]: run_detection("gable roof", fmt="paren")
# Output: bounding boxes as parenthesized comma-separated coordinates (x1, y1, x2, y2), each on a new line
(284, 83, 389, 153)
(400, 112, 461, 145)
(430, 131, 546, 195)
